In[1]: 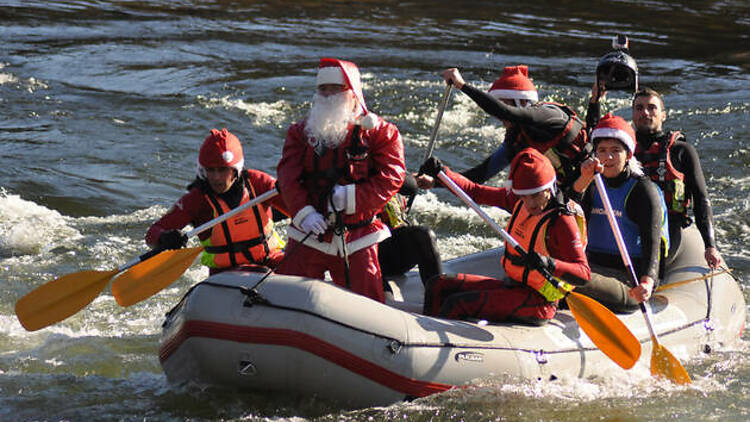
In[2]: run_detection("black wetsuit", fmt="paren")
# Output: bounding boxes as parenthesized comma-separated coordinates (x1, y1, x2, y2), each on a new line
(379, 174, 442, 285)
(635, 131, 717, 258)
(569, 169, 666, 313)
(457, 84, 579, 186)
(586, 102, 716, 258)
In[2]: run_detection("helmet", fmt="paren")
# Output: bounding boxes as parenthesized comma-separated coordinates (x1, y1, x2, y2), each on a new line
(197, 128, 244, 179)
(596, 50, 638, 92)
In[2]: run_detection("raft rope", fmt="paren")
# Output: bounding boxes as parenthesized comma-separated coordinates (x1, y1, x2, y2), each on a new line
(163, 280, 714, 358)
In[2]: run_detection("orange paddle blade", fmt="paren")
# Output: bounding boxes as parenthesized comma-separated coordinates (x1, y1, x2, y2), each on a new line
(15, 269, 119, 331)
(111, 247, 202, 307)
(567, 291, 641, 369)
(650, 341, 691, 384)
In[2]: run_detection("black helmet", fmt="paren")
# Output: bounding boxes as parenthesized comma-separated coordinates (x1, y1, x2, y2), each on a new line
(596, 50, 638, 92)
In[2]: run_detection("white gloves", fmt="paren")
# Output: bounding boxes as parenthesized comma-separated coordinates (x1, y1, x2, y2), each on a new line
(329, 184, 347, 212)
(299, 211, 328, 235)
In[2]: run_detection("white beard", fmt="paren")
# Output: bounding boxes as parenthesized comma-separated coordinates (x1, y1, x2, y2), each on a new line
(305, 92, 355, 150)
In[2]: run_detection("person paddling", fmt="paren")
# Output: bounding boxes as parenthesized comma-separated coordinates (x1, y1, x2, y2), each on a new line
(416, 65, 589, 191)
(419, 148, 590, 325)
(145, 128, 289, 274)
(571, 114, 670, 312)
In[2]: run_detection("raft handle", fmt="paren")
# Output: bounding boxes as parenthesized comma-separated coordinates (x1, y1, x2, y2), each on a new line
(388, 340, 402, 355)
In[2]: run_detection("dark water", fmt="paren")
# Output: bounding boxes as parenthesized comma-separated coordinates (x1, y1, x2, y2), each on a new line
(1, 1, 749, 421)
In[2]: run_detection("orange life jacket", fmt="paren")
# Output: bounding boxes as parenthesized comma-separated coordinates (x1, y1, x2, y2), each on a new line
(501, 199, 586, 302)
(200, 179, 280, 269)
(635, 131, 690, 216)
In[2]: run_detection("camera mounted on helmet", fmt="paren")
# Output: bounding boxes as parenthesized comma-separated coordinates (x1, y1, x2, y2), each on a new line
(596, 34, 638, 93)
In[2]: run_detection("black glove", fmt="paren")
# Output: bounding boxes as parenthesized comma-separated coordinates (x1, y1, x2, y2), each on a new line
(523, 251, 556, 275)
(158, 230, 188, 250)
(419, 156, 444, 178)
(399, 173, 419, 196)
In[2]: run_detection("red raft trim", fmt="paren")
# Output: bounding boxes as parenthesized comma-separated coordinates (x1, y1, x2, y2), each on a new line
(159, 320, 453, 397)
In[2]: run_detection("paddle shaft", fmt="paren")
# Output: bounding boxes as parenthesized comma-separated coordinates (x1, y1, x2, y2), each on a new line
(593, 174, 660, 340)
(423, 84, 453, 163)
(117, 188, 280, 272)
(655, 268, 731, 292)
(406, 83, 453, 212)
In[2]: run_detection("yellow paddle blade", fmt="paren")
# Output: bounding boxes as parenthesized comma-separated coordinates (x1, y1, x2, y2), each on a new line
(567, 291, 642, 369)
(651, 341, 692, 384)
(111, 247, 202, 307)
(15, 269, 119, 331)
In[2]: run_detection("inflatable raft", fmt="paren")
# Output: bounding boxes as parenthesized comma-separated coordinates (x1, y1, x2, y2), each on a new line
(158, 225, 745, 407)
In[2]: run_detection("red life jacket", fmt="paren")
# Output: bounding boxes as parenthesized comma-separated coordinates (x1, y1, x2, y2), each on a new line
(501, 199, 586, 302)
(635, 131, 690, 216)
(200, 178, 280, 269)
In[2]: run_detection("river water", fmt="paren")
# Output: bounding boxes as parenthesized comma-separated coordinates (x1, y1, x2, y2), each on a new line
(1, 1, 749, 421)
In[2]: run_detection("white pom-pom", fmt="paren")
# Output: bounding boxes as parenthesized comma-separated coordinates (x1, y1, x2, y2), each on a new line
(358, 113, 378, 130)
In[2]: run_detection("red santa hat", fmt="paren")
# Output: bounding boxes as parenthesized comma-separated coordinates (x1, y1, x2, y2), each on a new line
(316, 57, 368, 116)
(507, 147, 556, 195)
(197, 128, 244, 178)
(591, 113, 636, 157)
(488, 65, 539, 103)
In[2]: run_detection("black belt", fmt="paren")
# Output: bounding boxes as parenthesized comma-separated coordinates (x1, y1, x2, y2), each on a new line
(204, 236, 267, 254)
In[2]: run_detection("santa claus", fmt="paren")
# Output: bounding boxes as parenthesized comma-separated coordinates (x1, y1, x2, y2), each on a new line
(276, 58, 405, 302)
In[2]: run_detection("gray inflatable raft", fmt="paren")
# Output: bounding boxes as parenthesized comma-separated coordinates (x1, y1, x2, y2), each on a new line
(159, 225, 745, 407)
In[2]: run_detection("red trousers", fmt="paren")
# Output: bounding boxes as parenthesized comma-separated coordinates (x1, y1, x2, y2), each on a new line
(276, 239, 384, 303)
(424, 273, 557, 325)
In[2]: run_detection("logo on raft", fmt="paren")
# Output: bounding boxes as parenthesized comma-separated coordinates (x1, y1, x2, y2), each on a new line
(455, 351, 484, 363)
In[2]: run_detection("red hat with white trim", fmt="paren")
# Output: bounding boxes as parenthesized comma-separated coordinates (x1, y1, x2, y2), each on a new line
(316, 57, 368, 116)
(198, 128, 244, 178)
(591, 113, 636, 157)
(488, 65, 538, 103)
(507, 147, 556, 195)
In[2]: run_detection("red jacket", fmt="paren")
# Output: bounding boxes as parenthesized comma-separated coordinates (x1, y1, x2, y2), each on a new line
(277, 115, 405, 256)
(146, 169, 288, 246)
(442, 168, 590, 284)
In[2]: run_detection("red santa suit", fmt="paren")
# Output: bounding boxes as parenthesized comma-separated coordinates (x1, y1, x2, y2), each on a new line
(276, 58, 405, 303)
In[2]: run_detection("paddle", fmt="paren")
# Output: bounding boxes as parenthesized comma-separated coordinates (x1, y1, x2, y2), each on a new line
(15, 188, 279, 331)
(436, 170, 641, 370)
(654, 268, 731, 292)
(593, 174, 691, 384)
(405, 83, 453, 212)
(112, 188, 280, 307)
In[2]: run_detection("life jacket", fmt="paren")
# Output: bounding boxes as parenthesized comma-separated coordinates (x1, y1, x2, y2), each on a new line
(501, 199, 587, 302)
(379, 193, 408, 229)
(635, 131, 690, 216)
(516, 102, 590, 186)
(200, 178, 282, 269)
(587, 176, 670, 259)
